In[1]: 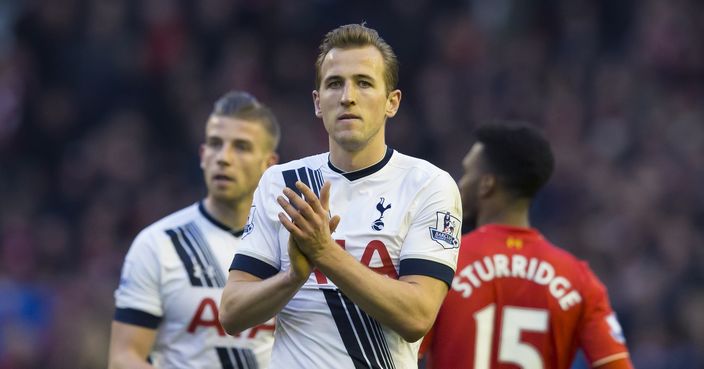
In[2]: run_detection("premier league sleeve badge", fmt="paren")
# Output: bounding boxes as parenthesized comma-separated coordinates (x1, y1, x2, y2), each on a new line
(429, 211, 461, 248)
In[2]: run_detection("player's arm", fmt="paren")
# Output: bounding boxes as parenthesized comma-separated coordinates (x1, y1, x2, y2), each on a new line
(310, 243, 447, 342)
(280, 181, 453, 342)
(108, 321, 157, 369)
(220, 219, 340, 334)
(110, 229, 164, 369)
(578, 264, 634, 369)
(219, 241, 308, 335)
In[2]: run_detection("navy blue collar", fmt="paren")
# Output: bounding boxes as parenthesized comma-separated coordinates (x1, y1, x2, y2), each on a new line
(198, 201, 245, 237)
(328, 147, 394, 181)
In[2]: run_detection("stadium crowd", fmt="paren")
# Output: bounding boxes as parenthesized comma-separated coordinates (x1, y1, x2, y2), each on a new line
(0, 0, 702, 368)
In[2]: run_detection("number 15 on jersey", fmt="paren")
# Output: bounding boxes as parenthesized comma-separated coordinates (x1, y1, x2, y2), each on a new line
(474, 304, 549, 369)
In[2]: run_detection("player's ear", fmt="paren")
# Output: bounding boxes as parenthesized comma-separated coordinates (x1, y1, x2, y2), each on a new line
(478, 174, 495, 197)
(385, 89, 401, 118)
(266, 151, 279, 168)
(312, 90, 322, 118)
(199, 144, 206, 169)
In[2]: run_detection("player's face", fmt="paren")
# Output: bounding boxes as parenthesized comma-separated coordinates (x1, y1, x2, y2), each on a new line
(313, 46, 401, 152)
(200, 116, 277, 204)
(458, 143, 484, 226)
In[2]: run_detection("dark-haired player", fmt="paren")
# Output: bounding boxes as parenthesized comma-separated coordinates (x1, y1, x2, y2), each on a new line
(424, 123, 633, 369)
(109, 91, 279, 369)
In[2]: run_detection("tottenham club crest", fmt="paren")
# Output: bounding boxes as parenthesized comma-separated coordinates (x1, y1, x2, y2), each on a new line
(429, 211, 460, 248)
(242, 205, 256, 239)
(371, 197, 391, 231)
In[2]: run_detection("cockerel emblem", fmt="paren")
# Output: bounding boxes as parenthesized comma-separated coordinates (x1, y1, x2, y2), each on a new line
(371, 197, 392, 231)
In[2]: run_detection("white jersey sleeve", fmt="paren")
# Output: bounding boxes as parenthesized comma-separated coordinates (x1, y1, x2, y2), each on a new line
(398, 170, 462, 286)
(114, 229, 163, 327)
(230, 168, 282, 279)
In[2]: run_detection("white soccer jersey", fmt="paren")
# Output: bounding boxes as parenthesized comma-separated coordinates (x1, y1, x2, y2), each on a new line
(114, 202, 274, 369)
(231, 148, 462, 369)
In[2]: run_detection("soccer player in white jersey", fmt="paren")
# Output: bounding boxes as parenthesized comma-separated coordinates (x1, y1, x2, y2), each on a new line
(108, 91, 280, 369)
(220, 24, 462, 369)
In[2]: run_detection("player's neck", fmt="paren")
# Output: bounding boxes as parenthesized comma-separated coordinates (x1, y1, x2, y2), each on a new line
(203, 196, 250, 231)
(329, 140, 388, 172)
(477, 198, 531, 228)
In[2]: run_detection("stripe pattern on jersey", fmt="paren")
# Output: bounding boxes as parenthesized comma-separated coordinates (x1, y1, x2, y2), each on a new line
(282, 167, 324, 199)
(216, 347, 258, 369)
(322, 289, 396, 369)
(165, 222, 227, 288)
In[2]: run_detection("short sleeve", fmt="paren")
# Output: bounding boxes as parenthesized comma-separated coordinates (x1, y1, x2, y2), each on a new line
(230, 168, 282, 279)
(113, 230, 163, 328)
(399, 171, 462, 286)
(578, 263, 631, 367)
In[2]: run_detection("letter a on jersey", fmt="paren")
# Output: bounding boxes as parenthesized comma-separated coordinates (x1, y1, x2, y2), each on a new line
(429, 211, 460, 248)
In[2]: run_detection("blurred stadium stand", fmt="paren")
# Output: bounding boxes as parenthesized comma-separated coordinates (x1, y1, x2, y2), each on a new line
(1, 0, 702, 368)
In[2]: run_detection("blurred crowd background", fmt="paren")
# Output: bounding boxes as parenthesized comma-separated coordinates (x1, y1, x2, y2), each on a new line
(1, 0, 703, 368)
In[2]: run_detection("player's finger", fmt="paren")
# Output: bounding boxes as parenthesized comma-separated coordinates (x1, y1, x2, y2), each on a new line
(284, 186, 319, 221)
(278, 194, 318, 236)
(277, 195, 307, 228)
(283, 187, 313, 218)
(295, 181, 326, 215)
(319, 181, 332, 213)
(277, 195, 297, 217)
(278, 212, 302, 237)
(329, 215, 341, 233)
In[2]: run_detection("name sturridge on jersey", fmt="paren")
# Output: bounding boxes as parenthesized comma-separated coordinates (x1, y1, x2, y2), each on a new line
(452, 254, 582, 311)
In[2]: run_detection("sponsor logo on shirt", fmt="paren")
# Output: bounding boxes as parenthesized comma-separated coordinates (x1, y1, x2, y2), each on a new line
(429, 211, 460, 248)
(506, 236, 523, 249)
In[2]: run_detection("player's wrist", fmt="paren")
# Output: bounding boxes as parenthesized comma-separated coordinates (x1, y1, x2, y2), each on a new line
(308, 239, 343, 266)
(284, 265, 309, 287)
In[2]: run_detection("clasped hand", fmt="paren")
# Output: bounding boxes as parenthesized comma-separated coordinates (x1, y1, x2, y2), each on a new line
(277, 181, 340, 278)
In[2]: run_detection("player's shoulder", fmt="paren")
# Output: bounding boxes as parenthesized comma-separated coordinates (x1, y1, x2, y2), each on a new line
(144, 203, 199, 232)
(133, 203, 200, 243)
(534, 237, 603, 287)
(389, 150, 445, 175)
(542, 242, 609, 298)
(260, 152, 328, 181)
(459, 226, 514, 255)
(389, 150, 456, 185)
(268, 153, 328, 173)
(124, 203, 200, 262)
(544, 238, 591, 268)
(462, 226, 582, 262)
(460, 229, 485, 244)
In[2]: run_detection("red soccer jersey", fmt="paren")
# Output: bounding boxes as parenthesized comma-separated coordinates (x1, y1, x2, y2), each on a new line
(426, 225, 631, 369)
